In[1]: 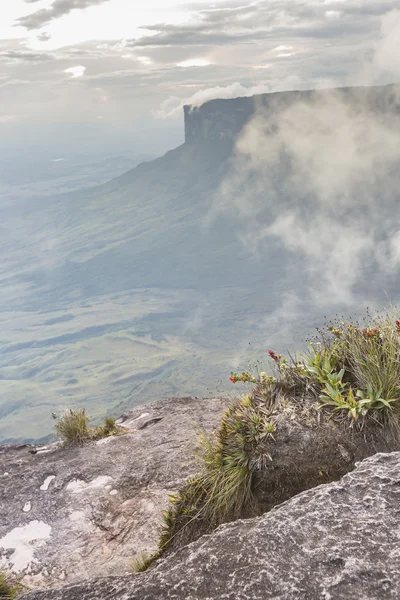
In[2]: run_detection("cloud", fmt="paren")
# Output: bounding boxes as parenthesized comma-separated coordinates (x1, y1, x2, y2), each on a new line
(154, 82, 273, 119)
(64, 65, 86, 78)
(372, 10, 400, 80)
(177, 59, 211, 68)
(3, 0, 400, 160)
(206, 7, 400, 311)
(0, 50, 54, 62)
(130, 0, 400, 51)
(17, 0, 110, 30)
(214, 85, 400, 307)
(37, 32, 52, 42)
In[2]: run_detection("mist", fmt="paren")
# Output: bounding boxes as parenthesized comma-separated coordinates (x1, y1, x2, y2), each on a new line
(211, 12, 400, 354)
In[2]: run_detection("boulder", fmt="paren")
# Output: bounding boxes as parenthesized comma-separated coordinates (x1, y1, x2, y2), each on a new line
(22, 451, 400, 600)
(0, 397, 227, 590)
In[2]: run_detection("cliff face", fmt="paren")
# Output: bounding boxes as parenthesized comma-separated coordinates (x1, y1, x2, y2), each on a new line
(183, 83, 400, 146)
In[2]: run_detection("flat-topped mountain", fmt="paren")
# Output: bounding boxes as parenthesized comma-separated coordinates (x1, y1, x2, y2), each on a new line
(184, 83, 400, 145)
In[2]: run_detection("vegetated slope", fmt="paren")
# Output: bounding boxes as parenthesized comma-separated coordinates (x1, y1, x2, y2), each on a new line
(1, 84, 400, 441)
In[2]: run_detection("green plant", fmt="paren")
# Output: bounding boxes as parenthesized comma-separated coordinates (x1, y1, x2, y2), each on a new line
(0, 569, 24, 599)
(319, 386, 362, 421)
(301, 344, 341, 386)
(55, 409, 90, 445)
(355, 385, 397, 410)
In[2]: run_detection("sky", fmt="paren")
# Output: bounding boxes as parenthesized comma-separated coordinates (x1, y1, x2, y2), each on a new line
(1, 0, 400, 158)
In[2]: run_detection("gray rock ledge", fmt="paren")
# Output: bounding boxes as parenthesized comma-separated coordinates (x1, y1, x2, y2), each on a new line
(22, 451, 400, 600)
(0, 397, 228, 590)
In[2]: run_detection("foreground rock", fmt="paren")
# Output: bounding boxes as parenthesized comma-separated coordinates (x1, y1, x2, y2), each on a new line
(0, 397, 227, 590)
(23, 452, 400, 600)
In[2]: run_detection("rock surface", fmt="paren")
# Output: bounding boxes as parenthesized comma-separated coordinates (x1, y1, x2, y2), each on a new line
(0, 397, 227, 590)
(22, 451, 400, 600)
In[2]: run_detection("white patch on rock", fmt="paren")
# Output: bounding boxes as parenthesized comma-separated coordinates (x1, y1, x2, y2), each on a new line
(3, 472, 9, 476)
(68, 510, 86, 522)
(0, 521, 52, 572)
(109, 489, 118, 496)
(120, 412, 150, 429)
(40, 476, 56, 491)
(66, 476, 113, 494)
(132, 412, 150, 421)
(67, 511, 93, 533)
(23, 502, 32, 513)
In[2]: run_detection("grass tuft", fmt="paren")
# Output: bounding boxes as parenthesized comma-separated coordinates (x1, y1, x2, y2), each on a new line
(130, 551, 154, 574)
(0, 569, 24, 599)
(144, 386, 279, 568)
(54, 410, 123, 446)
(55, 409, 90, 446)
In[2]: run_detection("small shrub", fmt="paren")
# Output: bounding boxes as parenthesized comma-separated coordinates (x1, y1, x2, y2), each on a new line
(0, 569, 24, 599)
(55, 409, 90, 445)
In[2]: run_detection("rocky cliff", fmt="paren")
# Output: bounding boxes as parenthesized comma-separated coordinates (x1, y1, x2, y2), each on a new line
(183, 83, 400, 146)
(22, 451, 400, 600)
(0, 397, 228, 590)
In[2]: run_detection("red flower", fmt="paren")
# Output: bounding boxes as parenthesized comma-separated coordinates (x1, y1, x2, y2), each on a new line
(396, 320, 400, 332)
(267, 350, 278, 362)
(229, 376, 236, 384)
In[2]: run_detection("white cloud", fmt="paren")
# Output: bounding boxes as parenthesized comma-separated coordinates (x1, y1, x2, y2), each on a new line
(177, 58, 210, 67)
(325, 10, 341, 19)
(136, 55, 153, 65)
(273, 45, 293, 52)
(154, 82, 272, 119)
(372, 9, 400, 80)
(64, 65, 86, 78)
